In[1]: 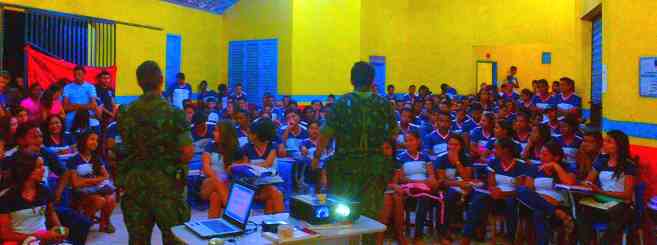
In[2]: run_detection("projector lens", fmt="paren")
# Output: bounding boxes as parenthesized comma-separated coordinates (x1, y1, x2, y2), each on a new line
(335, 204, 350, 217)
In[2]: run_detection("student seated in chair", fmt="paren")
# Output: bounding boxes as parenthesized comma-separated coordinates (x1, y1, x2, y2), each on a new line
(576, 130, 637, 245)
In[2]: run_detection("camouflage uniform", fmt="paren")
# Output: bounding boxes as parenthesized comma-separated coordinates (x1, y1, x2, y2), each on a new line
(321, 91, 398, 244)
(117, 92, 192, 245)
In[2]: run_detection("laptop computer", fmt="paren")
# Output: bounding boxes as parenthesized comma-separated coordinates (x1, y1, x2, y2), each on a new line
(185, 182, 257, 238)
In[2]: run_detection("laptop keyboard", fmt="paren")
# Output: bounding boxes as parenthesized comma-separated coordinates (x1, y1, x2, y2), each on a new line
(202, 220, 236, 233)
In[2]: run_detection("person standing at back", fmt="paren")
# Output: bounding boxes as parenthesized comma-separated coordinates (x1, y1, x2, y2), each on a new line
(165, 72, 192, 110)
(117, 61, 194, 245)
(63, 66, 98, 131)
(312, 61, 398, 244)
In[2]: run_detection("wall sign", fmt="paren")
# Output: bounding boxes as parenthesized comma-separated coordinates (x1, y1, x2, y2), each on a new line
(639, 57, 657, 97)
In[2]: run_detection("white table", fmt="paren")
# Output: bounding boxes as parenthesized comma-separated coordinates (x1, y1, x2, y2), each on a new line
(172, 213, 386, 245)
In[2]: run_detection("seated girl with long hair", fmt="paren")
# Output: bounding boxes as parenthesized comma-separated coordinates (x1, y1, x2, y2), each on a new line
(424, 134, 474, 244)
(517, 141, 576, 245)
(67, 131, 116, 233)
(577, 130, 637, 245)
(200, 120, 243, 218)
(232, 118, 285, 214)
(394, 131, 437, 244)
(0, 153, 68, 244)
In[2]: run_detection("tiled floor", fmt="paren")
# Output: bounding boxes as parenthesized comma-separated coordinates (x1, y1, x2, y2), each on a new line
(86, 208, 207, 245)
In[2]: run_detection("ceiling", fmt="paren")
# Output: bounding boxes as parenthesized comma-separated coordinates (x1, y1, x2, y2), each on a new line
(163, 0, 239, 14)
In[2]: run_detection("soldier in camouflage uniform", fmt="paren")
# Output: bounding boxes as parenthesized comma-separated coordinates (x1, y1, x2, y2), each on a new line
(117, 61, 194, 245)
(312, 62, 398, 244)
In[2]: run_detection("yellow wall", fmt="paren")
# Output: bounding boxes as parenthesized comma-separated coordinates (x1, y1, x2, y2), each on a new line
(222, 0, 293, 94)
(291, 0, 361, 95)
(360, 0, 410, 92)
(1, 0, 224, 96)
(603, 0, 657, 124)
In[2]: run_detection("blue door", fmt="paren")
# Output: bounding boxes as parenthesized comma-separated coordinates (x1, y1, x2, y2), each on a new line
(590, 17, 603, 127)
(165, 34, 182, 90)
(370, 56, 386, 95)
(228, 39, 278, 106)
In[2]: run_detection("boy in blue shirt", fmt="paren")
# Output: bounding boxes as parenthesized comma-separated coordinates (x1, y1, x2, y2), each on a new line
(63, 66, 98, 130)
(553, 77, 582, 116)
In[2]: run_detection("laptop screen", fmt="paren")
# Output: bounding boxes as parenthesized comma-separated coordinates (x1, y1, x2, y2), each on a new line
(224, 183, 256, 225)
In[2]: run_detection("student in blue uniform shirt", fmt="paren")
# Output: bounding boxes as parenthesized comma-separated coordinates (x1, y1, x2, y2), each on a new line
(233, 110, 252, 148)
(396, 108, 421, 151)
(235, 118, 284, 214)
(418, 134, 473, 244)
(516, 141, 576, 245)
(468, 103, 484, 129)
(441, 83, 459, 99)
(575, 129, 603, 180)
(498, 83, 520, 102)
(577, 130, 637, 245)
(200, 120, 244, 218)
(66, 131, 116, 233)
(401, 85, 417, 103)
(394, 131, 437, 243)
(452, 105, 476, 135)
(43, 115, 77, 164)
(277, 110, 309, 158)
(518, 89, 534, 112)
(386, 84, 397, 101)
(553, 77, 582, 116)
(544, 105, 561, 137)
(555, 116, 582, 172)
(423, 112, 452, 159)
(522, 124, 553, 166)
(230, 83, 247, 102)
(531, 79, 556, 112)
(468, 112, 496, 164)
(461, 138, 527, 245)
(513, 111, 531, 154)
(164, 72, 192, 110)
(189, 112, 215, 174)
(204, 97, 221, 125)
(480, 89, 498, 113)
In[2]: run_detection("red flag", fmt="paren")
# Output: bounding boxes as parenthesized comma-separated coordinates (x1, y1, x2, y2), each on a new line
(25, 45, 117, 89)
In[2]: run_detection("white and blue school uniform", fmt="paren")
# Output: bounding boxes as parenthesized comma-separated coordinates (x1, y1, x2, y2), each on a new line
(463, 158, 527, 237)
(422, 130, 450, 160)
(189, 125, 215, 174)
(469, 127, 496, 156)
(236, 126, 250, 148)
(555, 135, 583, 172)
(230, 92, 247, 102)
(545, 121, 561, 137)
(272, 106, 286, 122)
(276, 126, 309, 154)
(396, 151, 432, 182)
(202, 142, 243, 181)
(593, 156, 638, 193)
(513, 134, 530, 156)
(44, 132, 77, 164)
(396, 123, 421, 151)
(452, 118, 476, 135)
(532, 95, 557, 111)
(242, 142, 277, 170)
(553, 93, 582, 112)
(401, 93, 417, 103)
(66, 154, 113, 194)
(0, 184, 52, 235)
(517, 164, 572, 245)
(166, 83, 192, 110)
(518, 100, 534, 112)
(499, 91, 520, 102)
(206, 110, 221, 125)
(386, 93, 398, 101)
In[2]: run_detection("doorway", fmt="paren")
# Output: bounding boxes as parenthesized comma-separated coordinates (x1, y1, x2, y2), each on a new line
(165, 34, 182, 91)
(590, 16, 603, 128)
(2, 9, 26, 80)
(475, 60, 497, 92)
(369, 56, 386, 95)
